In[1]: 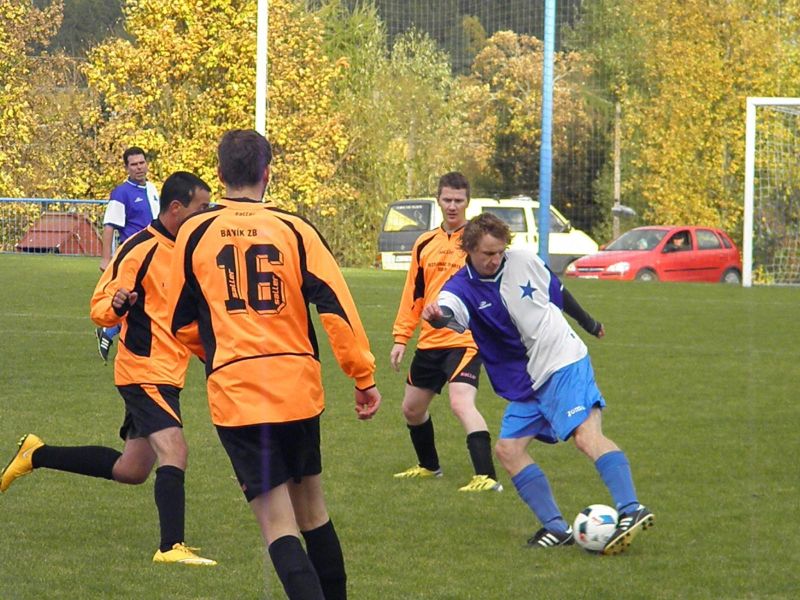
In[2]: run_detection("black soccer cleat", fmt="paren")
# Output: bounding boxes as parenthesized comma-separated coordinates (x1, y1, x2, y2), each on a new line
(602, 505, 654, 555)
(95, 327, 113, 363)
(526, 526, 575, 548)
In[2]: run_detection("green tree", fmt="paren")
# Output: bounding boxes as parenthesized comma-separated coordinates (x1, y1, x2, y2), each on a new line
(459, 31, 597, 213)
(316, 0, 391, 264)
(33, 0, 124, 56)
(319, 2, 471, 264)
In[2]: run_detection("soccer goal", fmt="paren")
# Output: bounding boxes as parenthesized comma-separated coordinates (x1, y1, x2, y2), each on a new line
(743, 97, 800, 287)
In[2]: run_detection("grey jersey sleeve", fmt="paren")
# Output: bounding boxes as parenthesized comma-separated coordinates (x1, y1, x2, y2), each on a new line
(433, 290, 470, 334)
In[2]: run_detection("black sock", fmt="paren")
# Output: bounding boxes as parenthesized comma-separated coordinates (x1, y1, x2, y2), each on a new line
(466, 430, 496, 479)
(32, 445, 121, 480)
(409, 417, 439, 471)
(154, 465, 185, 552)
(302, 520, 346, 600)
(268, 535, 324, 600)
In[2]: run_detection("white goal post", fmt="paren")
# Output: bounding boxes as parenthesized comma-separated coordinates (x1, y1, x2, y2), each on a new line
(743, 97, 800, 287)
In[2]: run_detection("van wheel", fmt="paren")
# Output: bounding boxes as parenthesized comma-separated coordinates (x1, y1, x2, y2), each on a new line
(635, 268, 658, 282)
(721, 269, 741, 284)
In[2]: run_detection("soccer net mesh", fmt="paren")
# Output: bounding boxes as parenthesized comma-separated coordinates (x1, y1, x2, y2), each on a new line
(744, 98, 800, 286)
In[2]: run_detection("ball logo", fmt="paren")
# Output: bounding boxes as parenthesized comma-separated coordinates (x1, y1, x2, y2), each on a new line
(593, 514, 616, 525)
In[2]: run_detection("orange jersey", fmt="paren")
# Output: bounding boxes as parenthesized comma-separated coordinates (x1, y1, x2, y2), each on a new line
(168, 198, 376, 427)
(392, 226, 477, 351)
(90, 220, 193, 387)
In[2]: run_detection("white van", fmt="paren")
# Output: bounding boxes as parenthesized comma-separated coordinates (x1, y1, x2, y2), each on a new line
(378, 196, 598, 273)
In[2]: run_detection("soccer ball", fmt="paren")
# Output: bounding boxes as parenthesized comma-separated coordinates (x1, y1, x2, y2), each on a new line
(573, 504, 619, 552)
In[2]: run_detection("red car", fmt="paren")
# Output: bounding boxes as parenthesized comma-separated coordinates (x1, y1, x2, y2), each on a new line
(564, 226, 742, 284)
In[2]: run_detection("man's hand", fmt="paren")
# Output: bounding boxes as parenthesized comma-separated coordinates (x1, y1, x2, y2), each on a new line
(422, 302, 463, 332)
(112, 288, 138, 313)
(355, 386, 381, 420)
(389, 343, 406, 372)
(595, 323, 605, 338)
(421, 302, 444, 324)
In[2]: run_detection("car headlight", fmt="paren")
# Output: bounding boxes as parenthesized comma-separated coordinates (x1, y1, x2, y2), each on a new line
(565, 262, 577, 273)
(606, 261, 630, 274)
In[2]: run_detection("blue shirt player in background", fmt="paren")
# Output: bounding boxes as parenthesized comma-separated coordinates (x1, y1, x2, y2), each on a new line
(422, 212, 654, 555)
(95, 146, 160, 362)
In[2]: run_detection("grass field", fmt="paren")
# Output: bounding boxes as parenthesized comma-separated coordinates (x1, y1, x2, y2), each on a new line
(0, 253, 798, 600)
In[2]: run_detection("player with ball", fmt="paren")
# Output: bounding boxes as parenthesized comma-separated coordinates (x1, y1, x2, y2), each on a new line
(423, 213, 654, 555)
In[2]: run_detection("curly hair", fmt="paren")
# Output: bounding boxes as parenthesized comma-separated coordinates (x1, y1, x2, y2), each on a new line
(460, 212, 512, 252)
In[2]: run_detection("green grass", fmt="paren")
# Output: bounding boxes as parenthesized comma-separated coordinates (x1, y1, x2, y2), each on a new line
(0, 254, 798, 599)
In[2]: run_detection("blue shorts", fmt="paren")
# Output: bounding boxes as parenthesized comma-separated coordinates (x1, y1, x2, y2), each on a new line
(499, 355, 605, 443)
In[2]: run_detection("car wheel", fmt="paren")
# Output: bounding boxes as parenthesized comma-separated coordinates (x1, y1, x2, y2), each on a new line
(635, 268, 658, 282)
(721, 268, 741, 284)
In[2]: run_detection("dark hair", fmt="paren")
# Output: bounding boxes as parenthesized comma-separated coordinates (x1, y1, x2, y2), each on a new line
(460, 212, 512, 252)
(123, 146, 147, 166)
(217, 129, 273, 188)
(437, 171, 470, 201)
(159, 171, 211, 213)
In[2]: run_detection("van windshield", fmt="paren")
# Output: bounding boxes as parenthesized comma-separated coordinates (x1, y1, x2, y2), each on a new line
(382, 202, 432, 233)
(481, 207, 527, 232)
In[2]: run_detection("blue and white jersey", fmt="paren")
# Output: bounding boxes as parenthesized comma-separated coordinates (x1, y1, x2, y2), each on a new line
(103, 179, 160, 243)
(438, 247, 587, 402)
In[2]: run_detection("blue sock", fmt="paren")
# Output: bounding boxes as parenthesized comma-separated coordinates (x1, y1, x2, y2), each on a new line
(511, 464, 568, 534)
(595, 450, 638, 514)
(105, 324, 121, 340)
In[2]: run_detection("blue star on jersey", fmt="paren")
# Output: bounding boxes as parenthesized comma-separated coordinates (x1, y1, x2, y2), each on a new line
(520, 280, 536, 299)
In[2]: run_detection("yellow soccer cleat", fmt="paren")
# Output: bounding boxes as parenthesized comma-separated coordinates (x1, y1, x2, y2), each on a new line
(153, 543, 217, 566)
(602, 505, 655, 556)
(1, 434, 44, 493)
(393, 465, 443, 479)
(458, 474, 504, 492)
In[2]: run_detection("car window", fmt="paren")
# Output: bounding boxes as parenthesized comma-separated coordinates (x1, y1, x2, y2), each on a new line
(719, 234, 732, 249)
(482, 207, 527, 232)
(382, 203, 431, 232)
(606, 229, 666, 251)
(547, 208, 568, 233)
(697, 229, 722, 250)
(665, 231, 692, 251)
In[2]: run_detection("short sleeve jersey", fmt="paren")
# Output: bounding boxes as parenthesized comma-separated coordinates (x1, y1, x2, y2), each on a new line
(168, 198, 376, 427)
(103, 179, 160, 243)
(391, 226, 476, 351)
(90, 219, 191, 387)
(438, 247, 587, 402)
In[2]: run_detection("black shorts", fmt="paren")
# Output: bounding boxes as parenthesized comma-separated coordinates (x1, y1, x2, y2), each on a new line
(216, 416, 322, 502)
(407, 347, 481, 394)
(117, 384, 183, 441)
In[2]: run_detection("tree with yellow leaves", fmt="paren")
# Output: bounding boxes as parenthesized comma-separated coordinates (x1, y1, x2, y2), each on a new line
(0, 0, 63, 196)
(574, 0, 800, 235)
(82, 0, 350, 224)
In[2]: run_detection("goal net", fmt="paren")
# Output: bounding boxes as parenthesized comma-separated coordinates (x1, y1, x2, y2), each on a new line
(743, 97, 800, 286)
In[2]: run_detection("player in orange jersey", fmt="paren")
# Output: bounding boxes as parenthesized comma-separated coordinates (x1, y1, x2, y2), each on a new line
(390, 172, 501, 492)
(0, 172, 215, 566)
(168, 129, 381, 600)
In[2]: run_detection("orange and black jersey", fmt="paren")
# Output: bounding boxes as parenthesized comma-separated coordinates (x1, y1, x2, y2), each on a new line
(392, 226, 476, 351)
(90, 219, 194, 387)
(168, 198, 376, 427)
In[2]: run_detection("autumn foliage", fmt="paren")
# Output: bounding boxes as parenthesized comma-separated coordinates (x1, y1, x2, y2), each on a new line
(3, 0, 800, 263)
